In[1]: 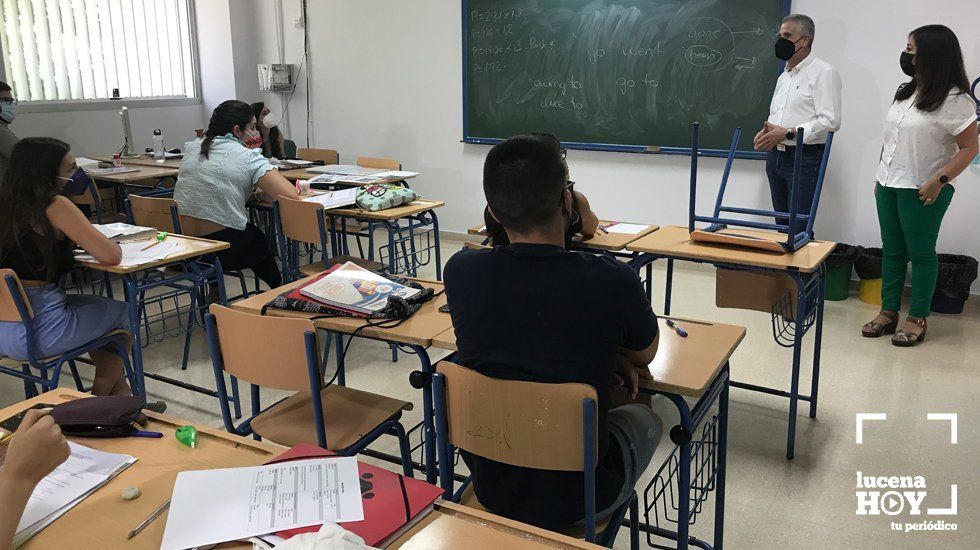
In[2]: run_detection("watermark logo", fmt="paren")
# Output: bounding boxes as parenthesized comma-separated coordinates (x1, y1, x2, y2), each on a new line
(854, 413, 958, 533)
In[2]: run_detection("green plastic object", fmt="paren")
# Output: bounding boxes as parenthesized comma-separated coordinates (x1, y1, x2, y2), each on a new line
(175, 425, 197, 448)
(825, 265, 853, 301)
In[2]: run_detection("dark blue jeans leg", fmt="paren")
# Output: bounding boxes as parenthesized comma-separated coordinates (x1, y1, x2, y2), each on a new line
(766, 151, 789, 227)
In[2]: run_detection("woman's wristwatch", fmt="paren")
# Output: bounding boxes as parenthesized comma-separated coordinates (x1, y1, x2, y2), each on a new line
(939, 175, 949, 185)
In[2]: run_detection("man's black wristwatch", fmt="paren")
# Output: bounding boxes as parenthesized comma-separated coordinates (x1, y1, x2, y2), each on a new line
(785, 129, 796, 141)
(939, 174, 950, 185)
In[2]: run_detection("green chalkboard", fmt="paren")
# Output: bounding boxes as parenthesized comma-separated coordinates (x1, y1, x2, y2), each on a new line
(462, 0, 789, 156)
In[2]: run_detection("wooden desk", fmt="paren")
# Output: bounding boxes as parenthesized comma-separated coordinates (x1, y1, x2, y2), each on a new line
(429, 317, 745, 399)
(627, 225, 834, 461)
(93, 155, 183, 169)
(626, 225, 834, 273)
(467, 221, 659, 252)
(326, 199, 445, 222)
(643, 317, 744, 397)
(76, 234, 229, 400)
(278, 168, 417, 186)
(1, 390, 284, 549)
(389, 500, 603, 549)
(231, 276, 451, 347)
(86, 165, 179, 185)
(76, 234, 229, 275)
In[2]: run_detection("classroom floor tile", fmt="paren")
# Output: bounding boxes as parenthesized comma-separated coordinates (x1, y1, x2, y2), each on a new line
(2, 233, 977, 549)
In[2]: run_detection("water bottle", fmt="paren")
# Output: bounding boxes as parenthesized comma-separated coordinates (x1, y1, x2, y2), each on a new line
(152, 129, 165, 161)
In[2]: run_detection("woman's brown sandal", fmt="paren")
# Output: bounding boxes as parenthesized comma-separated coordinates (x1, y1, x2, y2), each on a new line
(892, 317, 927, 347)
(862, 311, 899, 338)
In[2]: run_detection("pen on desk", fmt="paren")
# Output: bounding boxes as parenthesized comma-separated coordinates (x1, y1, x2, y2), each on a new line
(665, 318, 688, 337)
(127, 499, 171, 540)
(596, 225, 609, 234)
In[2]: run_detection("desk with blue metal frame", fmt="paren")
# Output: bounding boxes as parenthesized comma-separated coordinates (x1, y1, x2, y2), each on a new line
(86, 164, 180, 211)
(229, 275, 454, 485)
(428, 317, 744, 550)
(75, 234, 235, 405)
(626, 225, 835, 460)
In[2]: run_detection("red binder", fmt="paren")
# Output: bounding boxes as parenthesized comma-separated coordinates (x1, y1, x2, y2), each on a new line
(266, 445, 444, 547)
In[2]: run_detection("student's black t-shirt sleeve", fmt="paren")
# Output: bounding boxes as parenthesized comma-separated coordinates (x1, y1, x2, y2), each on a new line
(617, 264, 659, 351)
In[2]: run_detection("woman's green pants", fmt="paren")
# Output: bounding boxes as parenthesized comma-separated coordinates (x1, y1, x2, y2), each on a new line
(875, 183, 954, 317)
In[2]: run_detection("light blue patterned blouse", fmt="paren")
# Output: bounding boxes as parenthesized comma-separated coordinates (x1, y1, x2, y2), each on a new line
(174, 135, 274, 231)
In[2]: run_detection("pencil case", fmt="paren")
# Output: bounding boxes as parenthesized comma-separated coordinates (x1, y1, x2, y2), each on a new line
(51, 396, 148, 438)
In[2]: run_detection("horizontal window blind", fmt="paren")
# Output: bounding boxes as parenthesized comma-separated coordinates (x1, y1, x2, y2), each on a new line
(0, 0, 196, 101)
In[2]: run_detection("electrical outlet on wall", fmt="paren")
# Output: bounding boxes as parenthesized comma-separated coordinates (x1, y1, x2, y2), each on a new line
(292, 16, 304, 29)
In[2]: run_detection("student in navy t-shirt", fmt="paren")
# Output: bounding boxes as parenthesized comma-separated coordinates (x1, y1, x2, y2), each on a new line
(444, 134, 663, 530)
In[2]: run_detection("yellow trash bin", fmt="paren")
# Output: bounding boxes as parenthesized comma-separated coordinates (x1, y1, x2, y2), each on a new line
(859, 278, 882, 305)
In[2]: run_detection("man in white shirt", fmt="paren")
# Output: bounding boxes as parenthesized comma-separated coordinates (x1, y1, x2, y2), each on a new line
(754, 14, 842, 233)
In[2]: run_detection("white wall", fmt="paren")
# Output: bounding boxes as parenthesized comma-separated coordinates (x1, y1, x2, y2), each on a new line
(272, 0, 980, 278)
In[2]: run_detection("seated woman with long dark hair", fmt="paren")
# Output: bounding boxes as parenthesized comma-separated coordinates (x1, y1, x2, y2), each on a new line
(251, 101, 286, 159)
(175, 100, 298, 289)
(0, 138, 132, 395)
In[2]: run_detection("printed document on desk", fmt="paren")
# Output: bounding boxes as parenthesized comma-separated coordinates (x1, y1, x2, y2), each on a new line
(307, 164, 385, 176)
(161, 457, 363, 550)
(602, 222, 649, 235)
(14, 442, 135, 547)
(302, 187, 358, 209)
(74, 240, 185, 267)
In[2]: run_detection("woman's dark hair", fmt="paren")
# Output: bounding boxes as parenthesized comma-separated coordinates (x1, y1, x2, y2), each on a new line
(0, 81, 11, 93)
(0, 137, 71, 281)
(201, 100, 255, 158)
(250, 101, 284, 158)
(895, 25, 970, 112)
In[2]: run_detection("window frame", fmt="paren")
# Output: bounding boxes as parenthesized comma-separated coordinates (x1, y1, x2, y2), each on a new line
(0, 0, 203, 113)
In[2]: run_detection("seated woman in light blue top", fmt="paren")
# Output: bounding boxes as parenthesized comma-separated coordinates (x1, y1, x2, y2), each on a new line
(175, 100, 298, 288)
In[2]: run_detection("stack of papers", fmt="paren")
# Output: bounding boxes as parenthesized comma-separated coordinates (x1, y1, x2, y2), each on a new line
(161, 457, 363, 550)
(271, 158, 316, 169)
(14, 443, 136, 547)
(84, 166, 139, 176)
(93, 222, 157, 242)
(307, 164, 386, 176)
(372, 170, 420, 180)
(75, 240, 186, 267)
(302, 188, 358, 209)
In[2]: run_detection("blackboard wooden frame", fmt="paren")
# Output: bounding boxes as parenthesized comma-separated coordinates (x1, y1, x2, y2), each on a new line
(460, 0, 793, 159)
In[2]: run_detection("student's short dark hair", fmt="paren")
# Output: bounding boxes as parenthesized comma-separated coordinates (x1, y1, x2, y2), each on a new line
(0, 81, 11, 93)
(483, 134, 566, 233)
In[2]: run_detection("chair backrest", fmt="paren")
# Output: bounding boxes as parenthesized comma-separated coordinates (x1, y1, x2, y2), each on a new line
(283, 139, 298, 159)
(356, 156, 401, 170)
(67, 176, 98, 209)
(436, 361, 596, 471)
(128, 195, 179, 232)
(177, 214, 225, 237)
(462, 241, 490, 251)
(207, 304, 319, 391)
(297, 148, 339, 165)
(276, 196, 326, 246)
(0, 269, 33, 322)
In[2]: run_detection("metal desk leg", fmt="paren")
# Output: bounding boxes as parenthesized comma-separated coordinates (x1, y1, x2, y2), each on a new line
(786, 272, 806, 460)
(121, 274, 146, 398)
(408, 344, 438, 485)
(430, 210, 443, 281)
(809, 270, 825, 419)
(664, 259, 674, 315)
(714, 365, 730, 550)
(667, 394, 694, 550)
(645, 261, 653, 301)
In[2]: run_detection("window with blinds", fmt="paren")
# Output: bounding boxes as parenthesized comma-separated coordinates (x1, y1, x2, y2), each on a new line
(0, 0, 197, 102)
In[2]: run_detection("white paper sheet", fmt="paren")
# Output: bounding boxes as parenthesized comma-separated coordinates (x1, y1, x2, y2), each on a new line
(16, 443, 135, 537)
(74, 240, 185, 267)
(74, 157, 100, 167)
(161, 457, 363, 550)
(307, 164, 385, 176)
(93, 222, 156, 240)
(371, 170, 420, 180)
(603, 222, 649, 235)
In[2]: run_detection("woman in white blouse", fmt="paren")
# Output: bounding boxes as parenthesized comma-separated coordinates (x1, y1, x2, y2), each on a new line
(862, 25, 978, 346)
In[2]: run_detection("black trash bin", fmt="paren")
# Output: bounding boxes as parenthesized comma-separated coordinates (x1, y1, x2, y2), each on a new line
(931, 254, 978, 314)
(855, 247, 883, 305)
(824, 244, 861, 300)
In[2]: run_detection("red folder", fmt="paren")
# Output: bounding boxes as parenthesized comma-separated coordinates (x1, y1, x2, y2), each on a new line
(266, 445, 444, 547)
